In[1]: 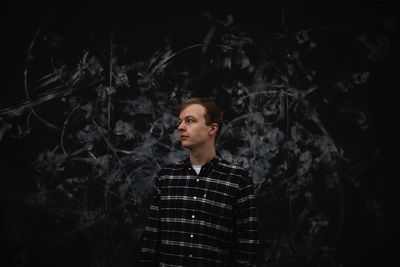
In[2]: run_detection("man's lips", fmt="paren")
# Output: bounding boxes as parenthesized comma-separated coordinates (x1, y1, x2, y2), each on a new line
(180, 135, 189, 140)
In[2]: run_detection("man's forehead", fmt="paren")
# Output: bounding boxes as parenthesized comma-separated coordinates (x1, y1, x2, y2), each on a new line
(179, 104, 206, 118)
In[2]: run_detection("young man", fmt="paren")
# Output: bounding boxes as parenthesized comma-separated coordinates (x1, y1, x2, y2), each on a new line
(139, 98, 260, 266)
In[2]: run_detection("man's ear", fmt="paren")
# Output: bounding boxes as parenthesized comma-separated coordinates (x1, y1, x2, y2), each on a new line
(209, 123, 218, 136)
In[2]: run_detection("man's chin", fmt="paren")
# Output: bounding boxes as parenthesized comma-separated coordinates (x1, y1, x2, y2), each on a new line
(180, 142, 192, 149)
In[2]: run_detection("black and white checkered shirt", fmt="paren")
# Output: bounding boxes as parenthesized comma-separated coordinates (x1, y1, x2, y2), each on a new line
(139, 156, 260, 266)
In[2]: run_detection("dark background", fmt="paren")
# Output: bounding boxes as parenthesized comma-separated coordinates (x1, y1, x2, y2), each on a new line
(1, 1, 399, 266)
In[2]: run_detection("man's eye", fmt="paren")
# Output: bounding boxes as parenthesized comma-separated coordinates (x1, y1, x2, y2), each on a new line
(187, 119, 194, 124)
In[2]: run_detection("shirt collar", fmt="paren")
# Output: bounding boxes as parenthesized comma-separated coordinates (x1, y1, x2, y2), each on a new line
(181, 154, 222, 168)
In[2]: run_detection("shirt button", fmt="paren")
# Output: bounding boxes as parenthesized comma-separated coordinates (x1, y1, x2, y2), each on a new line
(189, 254, 193, 258)
(193, 196, 197, 200)
(196, 179, 199, 182)
(192, 215, 195, 219)
(190, 234, 194, 238)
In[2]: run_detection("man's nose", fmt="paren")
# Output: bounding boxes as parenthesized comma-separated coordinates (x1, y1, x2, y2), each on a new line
(178, 122, 185, 131)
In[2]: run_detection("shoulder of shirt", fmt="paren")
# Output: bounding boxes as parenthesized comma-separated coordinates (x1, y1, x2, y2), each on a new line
(217, 159, 246, 170)
(157, 160, 187, 174)
(216, 159, 252, 180)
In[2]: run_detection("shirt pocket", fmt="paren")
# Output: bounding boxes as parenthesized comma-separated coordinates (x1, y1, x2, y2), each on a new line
(201, 187, 234, 223)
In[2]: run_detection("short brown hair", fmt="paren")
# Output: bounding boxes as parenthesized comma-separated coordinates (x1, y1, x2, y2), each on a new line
(179, 98, 224, 140)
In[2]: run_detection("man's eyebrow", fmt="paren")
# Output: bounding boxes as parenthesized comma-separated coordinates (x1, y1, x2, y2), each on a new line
(178, 115, 197, 121)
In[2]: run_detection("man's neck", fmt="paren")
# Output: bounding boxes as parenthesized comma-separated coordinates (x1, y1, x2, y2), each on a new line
(189, 145, 216, 166)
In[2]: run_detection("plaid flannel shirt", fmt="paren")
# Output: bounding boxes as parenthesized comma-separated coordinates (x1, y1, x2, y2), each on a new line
(139, 156, 260, 266)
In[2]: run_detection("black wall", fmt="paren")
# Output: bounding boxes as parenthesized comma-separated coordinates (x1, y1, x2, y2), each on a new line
(1, 1, 399, 266)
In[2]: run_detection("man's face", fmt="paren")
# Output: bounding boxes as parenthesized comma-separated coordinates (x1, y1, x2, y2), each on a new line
(178, 104, 215, 149)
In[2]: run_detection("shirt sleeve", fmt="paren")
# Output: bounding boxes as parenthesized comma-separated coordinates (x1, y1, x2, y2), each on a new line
(138, 175, 161, 266)
(234, 169, 260, 266)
